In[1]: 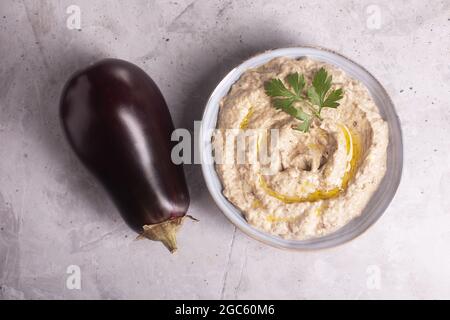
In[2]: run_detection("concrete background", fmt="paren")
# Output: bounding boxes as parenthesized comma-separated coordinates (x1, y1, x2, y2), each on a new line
(0, 0, 449, 299)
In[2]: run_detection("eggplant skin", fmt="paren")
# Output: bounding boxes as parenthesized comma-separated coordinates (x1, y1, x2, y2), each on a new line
(60, 59, 189, 233)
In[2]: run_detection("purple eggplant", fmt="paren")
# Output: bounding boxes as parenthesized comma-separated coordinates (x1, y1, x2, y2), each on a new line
(60, 59, 192, 253)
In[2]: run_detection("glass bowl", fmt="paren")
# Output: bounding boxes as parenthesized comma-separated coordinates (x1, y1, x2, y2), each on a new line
(199, 47, 403, 250)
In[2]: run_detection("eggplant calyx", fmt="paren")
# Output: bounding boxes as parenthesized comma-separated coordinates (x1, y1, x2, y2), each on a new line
(139, 215, 198, 253)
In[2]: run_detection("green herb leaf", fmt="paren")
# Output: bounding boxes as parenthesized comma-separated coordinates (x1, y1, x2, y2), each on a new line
(264, 79, 295, 98)
(286, 72, 305, 96)
(273, 98, 296, 112)
(309, 67, 344, 113)
(273, 99, 313, 129)
(323, 88, 344, 108)
(307, 86, 321, 106)
(311, 67, 332, 106)
(296, 117, 313, 132)
(264, 67, 343, 133)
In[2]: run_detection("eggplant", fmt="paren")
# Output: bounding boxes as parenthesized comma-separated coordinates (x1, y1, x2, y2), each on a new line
(60, 59, 192, 253)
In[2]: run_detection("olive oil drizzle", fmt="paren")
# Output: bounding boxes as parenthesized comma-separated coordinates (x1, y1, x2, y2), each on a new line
(239, 106, 254, 129)
(259, 124, 361, 204)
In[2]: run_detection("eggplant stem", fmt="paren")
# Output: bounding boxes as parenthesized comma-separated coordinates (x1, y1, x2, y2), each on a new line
(138, 215, 198, 253)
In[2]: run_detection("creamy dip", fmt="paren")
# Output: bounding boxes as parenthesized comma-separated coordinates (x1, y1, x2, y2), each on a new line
(213, 57, 388, 240)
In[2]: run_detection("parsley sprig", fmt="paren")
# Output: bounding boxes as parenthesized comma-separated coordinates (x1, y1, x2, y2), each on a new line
(264, 68, 344, 132)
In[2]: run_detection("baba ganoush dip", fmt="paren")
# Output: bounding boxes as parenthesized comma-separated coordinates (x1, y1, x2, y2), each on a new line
(212, 57, 389, 240)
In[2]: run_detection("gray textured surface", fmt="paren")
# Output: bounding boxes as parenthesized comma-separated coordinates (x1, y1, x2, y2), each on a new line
(1, 0, 450, 299)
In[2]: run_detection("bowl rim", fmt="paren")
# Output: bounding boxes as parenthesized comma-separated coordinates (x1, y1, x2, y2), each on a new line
(199, 45, 403, 251)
